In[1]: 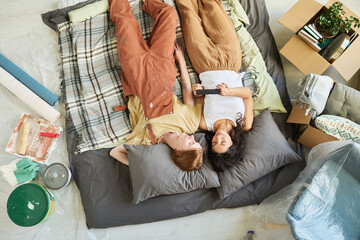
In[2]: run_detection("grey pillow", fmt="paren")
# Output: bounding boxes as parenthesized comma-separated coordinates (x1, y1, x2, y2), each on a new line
(125, 133, 220, 204)
(217, 109, 302, 199)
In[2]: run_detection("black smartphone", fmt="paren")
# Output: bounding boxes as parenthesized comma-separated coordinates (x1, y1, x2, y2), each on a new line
(196, 89, 221, 95)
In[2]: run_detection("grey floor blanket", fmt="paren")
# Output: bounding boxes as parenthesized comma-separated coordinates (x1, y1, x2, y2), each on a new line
(63, 0, 305, 228)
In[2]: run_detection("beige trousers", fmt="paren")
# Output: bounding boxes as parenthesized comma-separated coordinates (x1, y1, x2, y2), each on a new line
(176, 0, 242, 73)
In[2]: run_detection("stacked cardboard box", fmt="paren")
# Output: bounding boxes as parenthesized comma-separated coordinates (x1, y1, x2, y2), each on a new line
(287, 103, 338, 148)
(280, 0, 360, 148)
(278, 0, 360, 82)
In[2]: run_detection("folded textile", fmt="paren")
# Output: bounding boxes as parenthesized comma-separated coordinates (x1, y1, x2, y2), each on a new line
(242, 66, 259, 99)
(293, 73, 334, 118)
(68, 0, 109, 23)
(0, 53, 59, 106)
(42, 0, 102, 31)
(0, 158, 39, 187)
(315, 115, 360, 143)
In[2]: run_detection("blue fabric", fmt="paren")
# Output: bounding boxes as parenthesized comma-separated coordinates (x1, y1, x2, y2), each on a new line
(287, 143, 360, 240)
(0, 53, 59, 106)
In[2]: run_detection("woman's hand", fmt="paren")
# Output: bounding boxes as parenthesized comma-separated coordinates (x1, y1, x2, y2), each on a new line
(174, 43, 186, 66)
(192, 83, 204, 97)
(216, 82, 232, 96)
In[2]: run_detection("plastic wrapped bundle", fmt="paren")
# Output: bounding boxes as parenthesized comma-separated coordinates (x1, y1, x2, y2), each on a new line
(286, 143, 360, 240)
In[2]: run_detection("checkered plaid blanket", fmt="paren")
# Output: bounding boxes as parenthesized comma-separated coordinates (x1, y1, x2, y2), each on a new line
(58, 3, 199, 154)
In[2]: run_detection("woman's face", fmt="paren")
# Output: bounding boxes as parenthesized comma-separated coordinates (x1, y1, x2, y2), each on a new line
(163, 132, 202, 151)
(212, 129, 233, 153)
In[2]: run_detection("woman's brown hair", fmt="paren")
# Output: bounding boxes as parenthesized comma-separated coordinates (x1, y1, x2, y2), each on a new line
(171, 148, 204, 171)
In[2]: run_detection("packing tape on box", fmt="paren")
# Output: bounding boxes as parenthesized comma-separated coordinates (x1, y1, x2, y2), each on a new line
(0, 67, 60, 123)
(0, 53, 59, 106)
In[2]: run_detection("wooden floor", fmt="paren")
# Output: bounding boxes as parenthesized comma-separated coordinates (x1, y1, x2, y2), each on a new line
(0, 0, 359, 239)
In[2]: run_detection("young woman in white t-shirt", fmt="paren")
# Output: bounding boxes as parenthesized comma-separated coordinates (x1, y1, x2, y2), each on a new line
(192, 71, 253, 172)
(175, 0, 254, 172)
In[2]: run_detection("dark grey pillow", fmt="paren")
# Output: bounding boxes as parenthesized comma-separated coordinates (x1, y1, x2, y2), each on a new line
(124, 133, 220, 204)
(217, 109, 302, 199)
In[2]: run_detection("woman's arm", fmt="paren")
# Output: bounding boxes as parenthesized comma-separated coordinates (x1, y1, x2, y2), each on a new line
(191, 83, 207, 130)
(217, 83, 254, 131)
(216, 83, 252, 99)
(242, 97, 253, 131)
(109, 144, 129, 166)
(175, 43, 194, 106)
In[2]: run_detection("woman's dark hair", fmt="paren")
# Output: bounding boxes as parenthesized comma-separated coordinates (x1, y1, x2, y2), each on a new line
(205, 114, 248, 172)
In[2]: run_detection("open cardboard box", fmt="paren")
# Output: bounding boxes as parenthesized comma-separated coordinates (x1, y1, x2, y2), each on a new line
(287, 103, 338, 148)
(279, 0, 360, 81)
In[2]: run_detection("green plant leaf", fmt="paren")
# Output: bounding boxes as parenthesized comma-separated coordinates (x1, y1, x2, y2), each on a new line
(315, 1, 360, 36)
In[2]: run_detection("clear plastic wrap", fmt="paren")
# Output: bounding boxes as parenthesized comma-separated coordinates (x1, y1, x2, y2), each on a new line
(251, 141, 360, 240)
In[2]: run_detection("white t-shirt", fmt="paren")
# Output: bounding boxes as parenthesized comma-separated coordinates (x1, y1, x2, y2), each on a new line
(199, 70, 245, 131)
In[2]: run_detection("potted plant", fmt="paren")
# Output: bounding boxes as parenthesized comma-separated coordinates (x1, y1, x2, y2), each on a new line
(315, 1, 360, 38)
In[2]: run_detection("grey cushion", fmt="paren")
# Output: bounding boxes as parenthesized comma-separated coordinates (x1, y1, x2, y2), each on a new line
(41, 0, 102, 31)
(323, 83, 360, 124)
(217, 109, 301, 199)
(125, 133, 220, 204)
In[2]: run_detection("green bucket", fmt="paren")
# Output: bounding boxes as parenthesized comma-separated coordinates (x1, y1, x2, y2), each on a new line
(7, 183, 56, 227)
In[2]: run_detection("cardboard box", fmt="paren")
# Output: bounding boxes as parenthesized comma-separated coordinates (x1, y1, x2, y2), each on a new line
(279, 0, 360, 81)
(287, 103, 338, 148)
